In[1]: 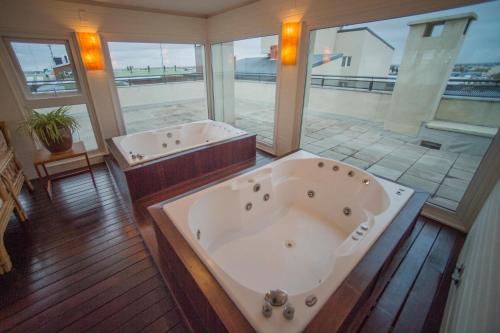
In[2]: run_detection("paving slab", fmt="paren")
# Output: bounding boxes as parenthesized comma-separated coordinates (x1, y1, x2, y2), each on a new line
(353, 148, 387, 164)
(318, 150, 348, 161)
(301, 143, 327, 154)
(406, 165, 447, 184)
(448, 167, 474, 182)
(343, 157, 371, 170)
(333, 145, 358, 156)
(368, 164, 403, 181)
(442, 176, 470, 191)
(436, 184, 466, 202)
(376, 156, 414, 172)
(454, 153, 482, 172)
(398, 174, 439, 195)
(428, 196, 459, 211)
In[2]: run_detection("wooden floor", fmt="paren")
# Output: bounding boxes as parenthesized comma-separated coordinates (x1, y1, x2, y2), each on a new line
(355, 217, 464, 333)
(0, 150, 464, 333)
(0, 164, 187, 333)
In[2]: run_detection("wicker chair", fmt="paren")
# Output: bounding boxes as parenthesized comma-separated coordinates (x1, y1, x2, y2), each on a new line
(0, 121, 33, 274)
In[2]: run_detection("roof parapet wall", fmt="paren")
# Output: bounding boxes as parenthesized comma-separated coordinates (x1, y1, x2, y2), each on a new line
(408, 12, 477, 26)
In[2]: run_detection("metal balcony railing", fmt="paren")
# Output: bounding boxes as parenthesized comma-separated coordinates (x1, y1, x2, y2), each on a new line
(309, 75, 500, 98)
(233, 72, 500, 99)
(26, 72, 500, 99)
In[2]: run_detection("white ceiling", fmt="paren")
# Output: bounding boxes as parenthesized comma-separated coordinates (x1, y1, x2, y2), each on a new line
(79, 0, 258, 17)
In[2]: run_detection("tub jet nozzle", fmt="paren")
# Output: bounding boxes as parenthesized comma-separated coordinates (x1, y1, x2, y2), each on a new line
(262, 303, 272, 318)
(283, 303, 295, 320)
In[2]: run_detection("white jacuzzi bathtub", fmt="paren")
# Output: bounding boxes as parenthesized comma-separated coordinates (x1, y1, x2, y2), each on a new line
(162, 150, 414, 333)
(112, 120, 246, 166)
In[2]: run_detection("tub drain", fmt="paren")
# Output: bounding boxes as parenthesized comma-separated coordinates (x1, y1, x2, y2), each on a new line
(343, 207, 352, 216)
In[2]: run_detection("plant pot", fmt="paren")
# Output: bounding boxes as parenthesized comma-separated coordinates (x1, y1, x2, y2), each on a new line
(43, 127, 73, 153)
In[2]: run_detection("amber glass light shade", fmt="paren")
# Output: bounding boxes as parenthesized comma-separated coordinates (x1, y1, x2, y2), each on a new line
(281, 22, 299, 65)
(76, 32, 104, 70)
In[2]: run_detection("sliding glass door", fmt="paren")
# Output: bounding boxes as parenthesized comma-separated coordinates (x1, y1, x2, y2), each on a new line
(108, 42, 208, 134)
(300, 1, 500, 214)
(211, 35, 279, 148)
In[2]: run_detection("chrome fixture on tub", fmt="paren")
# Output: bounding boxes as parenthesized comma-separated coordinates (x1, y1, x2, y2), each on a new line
(343, 207, 352, 216)
(305, 295, 317, 307)
(265, 289, 288, 307)
(262, 303, 273, 318)
(283, 303, 295, 320)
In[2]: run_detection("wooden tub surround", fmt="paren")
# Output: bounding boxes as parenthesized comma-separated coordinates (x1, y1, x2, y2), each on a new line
(149, 172, 437, 332)
(106, 133, 256, 201)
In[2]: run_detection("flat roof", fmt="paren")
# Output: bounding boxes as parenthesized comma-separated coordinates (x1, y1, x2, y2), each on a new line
(408, 12, 477, 26)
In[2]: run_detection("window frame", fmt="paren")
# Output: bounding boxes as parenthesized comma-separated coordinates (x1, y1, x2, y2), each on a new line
(102, 37, 211, 135)
(296, 14, 500, 232)
(4, 37, 83, 100)
(1, 33, 103, 153)
(209, 33, 281, 154)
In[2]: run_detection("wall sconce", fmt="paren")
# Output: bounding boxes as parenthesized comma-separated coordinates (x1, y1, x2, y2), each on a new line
(281, 22, 300, 65)
(76, 32, 104, 70)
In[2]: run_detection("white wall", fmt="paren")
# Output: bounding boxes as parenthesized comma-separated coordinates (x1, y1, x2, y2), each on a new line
(0, 0, 207, 177)
(440, 180, 500, 333)
(359, 31, 394, 77)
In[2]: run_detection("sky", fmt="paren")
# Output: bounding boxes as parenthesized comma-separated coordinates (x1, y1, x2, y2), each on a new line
(342, 1, 500, 64)
(9, 1, 500, 72)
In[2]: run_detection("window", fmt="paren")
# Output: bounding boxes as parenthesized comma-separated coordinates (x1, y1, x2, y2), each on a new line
(424, 22, 445, 37)
(211, 35, 279, 147)
(107, 42, 208, 134)
(5, 37, 100, 152)
(7, 40, 79, 97)
(341, 56, 352, 67)
(300, 2, 500, 211)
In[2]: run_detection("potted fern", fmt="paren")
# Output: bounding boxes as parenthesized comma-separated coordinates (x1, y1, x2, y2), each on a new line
(20, 106, 79, 153)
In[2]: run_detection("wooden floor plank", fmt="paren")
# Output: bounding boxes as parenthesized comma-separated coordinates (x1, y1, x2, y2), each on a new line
(88, 286, 169, 333)
(393, 227, 461, 333)
(0, 237, 144, 309)
(360, 220, 442, 333)
(38, 269, 160, 332)
(142, 310, 184, 333)
(118, 296, 176, 332)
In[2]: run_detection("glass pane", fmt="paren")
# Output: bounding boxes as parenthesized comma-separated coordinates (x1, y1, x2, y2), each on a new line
(300, 1, 500, 211)
(212, 35, 278, 146)
(9, 41, 79, 95)
(108, 42, 208, 134)
(34, 104, 98, 151)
